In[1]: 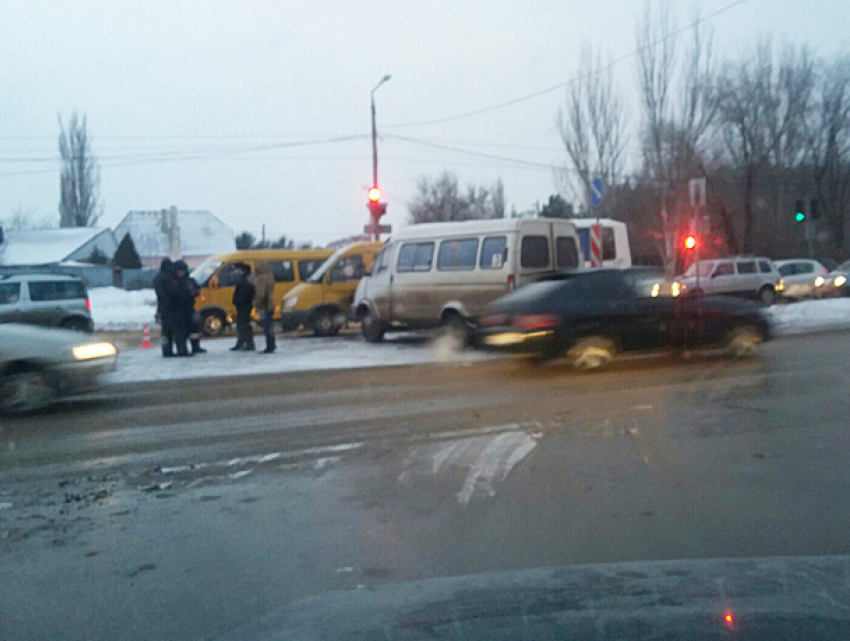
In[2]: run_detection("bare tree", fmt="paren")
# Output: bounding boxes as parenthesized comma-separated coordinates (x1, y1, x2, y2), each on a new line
(58, 112, 102, 227)
(3, 204, 55, 231)
(408, 172, 504, 223)
(557, 45, 627, 210)
(717, 40, 815, 253)
(808, 55, 850, 254)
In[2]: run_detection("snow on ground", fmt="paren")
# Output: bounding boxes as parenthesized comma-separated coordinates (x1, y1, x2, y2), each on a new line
(767, 298, 850, 336)
(108, 334, 486, 384)
(89, 287, 157, 331)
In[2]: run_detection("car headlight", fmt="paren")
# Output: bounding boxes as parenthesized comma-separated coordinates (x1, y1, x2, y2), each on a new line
(815, 276, 825, 288)
(671, 282, 682, 297)
(835, 275, 847, 288)
(651, 283, 660, 298)
(73, 342, 117, 361)
(284, 296, 298, 310)
(776, 278, 785, 292)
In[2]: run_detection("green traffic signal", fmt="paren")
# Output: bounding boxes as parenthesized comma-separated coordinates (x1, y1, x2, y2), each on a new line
(794, 199, 806, 223)
(795, 212, 806, 222)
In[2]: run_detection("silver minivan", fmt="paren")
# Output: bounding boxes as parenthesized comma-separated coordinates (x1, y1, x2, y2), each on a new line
(0, 274, 93, 332)
(353, 218, 583, 341)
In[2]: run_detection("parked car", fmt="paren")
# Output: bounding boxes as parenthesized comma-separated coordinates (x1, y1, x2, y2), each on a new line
(0, 273, 93, 332)
(478, 268, 770, 370)
(280, 242, 383, 336)
(819, 259, 850, 297)
(774, 259, 830, 299)
(353, 218, 584, 342)
(675, 257, 783, 306)
(190, 248, 333, 336)
(0, 323, 117, 412)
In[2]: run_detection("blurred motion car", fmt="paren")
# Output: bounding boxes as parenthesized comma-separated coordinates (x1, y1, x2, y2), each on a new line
(0, 323, 117, 412)
(0, 273, 93, 332)
(675, 257, 782, 306)
(819, 259, 850, 298)
(774, 259, 830, 299)
(478, 268, 770, 370)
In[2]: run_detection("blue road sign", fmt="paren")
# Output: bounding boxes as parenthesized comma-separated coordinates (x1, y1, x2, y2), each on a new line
(590, 178, 604, 208)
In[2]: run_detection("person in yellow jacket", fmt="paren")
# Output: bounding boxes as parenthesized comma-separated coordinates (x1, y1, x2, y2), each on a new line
(253, 260, 276, 354)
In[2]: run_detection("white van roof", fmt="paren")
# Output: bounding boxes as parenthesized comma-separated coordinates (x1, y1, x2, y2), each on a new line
(570, 217, 626, 229)
(391, 218, 576, 242)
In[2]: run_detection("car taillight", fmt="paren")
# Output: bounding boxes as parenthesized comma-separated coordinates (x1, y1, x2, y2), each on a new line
(507, 274, 515, 291)
(512, 314, 559, 330)
(86, 298, 92, 312)
(480, 314, 508, 327)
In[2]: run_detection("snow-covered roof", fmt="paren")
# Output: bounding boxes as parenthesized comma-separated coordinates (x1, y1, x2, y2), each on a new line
(114, 210, 235, 259)
(0, 228, 113, 266)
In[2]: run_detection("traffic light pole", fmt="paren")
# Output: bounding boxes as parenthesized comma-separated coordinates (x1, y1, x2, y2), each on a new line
(370, 75, 390, 242)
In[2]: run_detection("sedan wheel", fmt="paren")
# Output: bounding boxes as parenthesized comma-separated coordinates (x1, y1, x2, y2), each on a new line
(0, 370, 56, 413)
(567, 337, 616, 371)
(726, 325, 763, 358)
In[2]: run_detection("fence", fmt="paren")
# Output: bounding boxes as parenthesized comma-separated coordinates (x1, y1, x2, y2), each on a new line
(0, 264, 157, 290)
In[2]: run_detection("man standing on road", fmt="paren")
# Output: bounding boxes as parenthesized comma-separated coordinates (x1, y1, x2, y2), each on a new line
(172, 260, 196, 357)
(230, 262, 256, 352)
(253, 260, 276, 354)
(153, 258, 176, 358)
(185, 269, 207, 355)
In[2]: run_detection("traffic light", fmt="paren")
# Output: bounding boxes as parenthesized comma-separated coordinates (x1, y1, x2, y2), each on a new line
(367, 186, 387, 218)
(795, 200, 806, 223)
(684, 234, 697, 250)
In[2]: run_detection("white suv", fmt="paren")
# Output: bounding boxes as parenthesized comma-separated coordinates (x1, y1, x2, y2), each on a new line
(0, 274, 93, 332)
(676, 257, 783, 306)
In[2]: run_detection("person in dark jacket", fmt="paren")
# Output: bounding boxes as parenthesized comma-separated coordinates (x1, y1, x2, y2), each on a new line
(172, 260, 196, 357)
(153, 258, 176, 357)
(230, 263, 256, 351)
(185, 270, 207, 355)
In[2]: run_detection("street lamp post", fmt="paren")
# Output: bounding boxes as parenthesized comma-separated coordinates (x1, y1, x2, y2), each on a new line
(370, 75, 391, 241)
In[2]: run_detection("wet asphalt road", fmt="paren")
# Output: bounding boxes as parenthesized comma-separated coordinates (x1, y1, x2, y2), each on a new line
(1, 331, 850, 640)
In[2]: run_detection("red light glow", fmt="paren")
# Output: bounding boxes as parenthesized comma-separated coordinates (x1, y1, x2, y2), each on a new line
(368, 187, 381, 202)
(684, 235, 697, 250)
(724, 610, 734, 627)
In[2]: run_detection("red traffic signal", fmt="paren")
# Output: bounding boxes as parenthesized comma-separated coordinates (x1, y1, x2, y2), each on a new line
(368, 187, 381, 202)
(684, 235, 697, 250)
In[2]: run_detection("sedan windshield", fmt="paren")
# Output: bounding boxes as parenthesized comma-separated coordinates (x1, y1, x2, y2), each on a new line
(684, 262, 714, 278)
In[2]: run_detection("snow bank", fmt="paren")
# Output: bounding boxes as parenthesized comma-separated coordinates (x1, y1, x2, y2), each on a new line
(89, 287, 157, 331)
(107, 334, 486, 384)
(767, 298, 850, 336)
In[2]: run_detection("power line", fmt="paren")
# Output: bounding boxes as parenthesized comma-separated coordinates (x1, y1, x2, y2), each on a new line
(384, 0, 752, 129)
(386, 135, 559, 171)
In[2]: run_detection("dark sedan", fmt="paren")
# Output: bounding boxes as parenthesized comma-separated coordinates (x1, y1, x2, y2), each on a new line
(477, 268, 770, 370)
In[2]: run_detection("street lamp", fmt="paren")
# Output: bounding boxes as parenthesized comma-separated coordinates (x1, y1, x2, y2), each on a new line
(369, 74, 391, 241)
(371, 74, 391, 190)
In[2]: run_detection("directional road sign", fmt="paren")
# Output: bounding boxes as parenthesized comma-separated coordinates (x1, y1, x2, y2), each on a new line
(590, 178, 604, 208)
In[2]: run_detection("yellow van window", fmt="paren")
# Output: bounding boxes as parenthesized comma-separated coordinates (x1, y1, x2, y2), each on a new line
(269, 261, 294, 282)
(329, 255, 364, 283)
(298, 260, 324, 281)
(217, 264, 242, 287)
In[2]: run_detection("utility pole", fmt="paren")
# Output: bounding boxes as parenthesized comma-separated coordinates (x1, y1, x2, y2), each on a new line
(369, 74, 391, 241)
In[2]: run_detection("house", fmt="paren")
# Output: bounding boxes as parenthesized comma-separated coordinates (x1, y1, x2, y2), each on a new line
(0, 227, 118, 267)
(113, 207, 236, 269)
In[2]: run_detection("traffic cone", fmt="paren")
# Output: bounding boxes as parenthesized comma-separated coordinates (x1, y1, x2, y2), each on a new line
(139, 324, 154, 349)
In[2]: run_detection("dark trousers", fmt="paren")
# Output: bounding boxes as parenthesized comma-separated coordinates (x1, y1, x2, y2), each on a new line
(160, 313, 174, 357)
(173, 312, 190, 356)
(235, 307, 255, 349)
(261, 309, 276, 352)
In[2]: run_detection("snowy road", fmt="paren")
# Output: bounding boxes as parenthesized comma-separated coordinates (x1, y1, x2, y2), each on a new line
(3, 331, 850, 640)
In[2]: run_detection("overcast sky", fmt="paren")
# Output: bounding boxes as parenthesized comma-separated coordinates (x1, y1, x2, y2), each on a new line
(1, 0, 848, 246)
